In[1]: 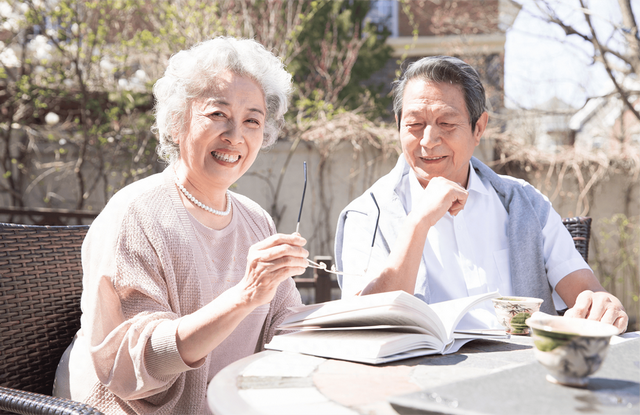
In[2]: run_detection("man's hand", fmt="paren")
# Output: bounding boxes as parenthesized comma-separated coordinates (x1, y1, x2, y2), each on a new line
(563, 290, 628, 334)
(555, 269, 627, 334)
(414, 176, 469, 227)
(361, 177, 468, 296)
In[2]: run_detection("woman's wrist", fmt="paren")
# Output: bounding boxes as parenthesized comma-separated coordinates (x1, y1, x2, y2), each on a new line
(175, 285, 258, 365)
(221, 284, 260, 315)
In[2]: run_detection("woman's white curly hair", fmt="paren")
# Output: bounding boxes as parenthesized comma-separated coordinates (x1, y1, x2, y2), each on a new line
(152, 37, 293, 164)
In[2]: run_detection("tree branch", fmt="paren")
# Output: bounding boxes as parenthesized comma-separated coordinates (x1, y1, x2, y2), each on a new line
(580, 0, 640, 122)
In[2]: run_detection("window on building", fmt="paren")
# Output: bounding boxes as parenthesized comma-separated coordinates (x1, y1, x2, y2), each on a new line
(366, 0, 398, 37)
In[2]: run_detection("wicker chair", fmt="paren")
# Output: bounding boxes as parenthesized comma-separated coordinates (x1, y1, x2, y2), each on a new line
(0, 223, 103, 415)
(562, 216, 592, 262)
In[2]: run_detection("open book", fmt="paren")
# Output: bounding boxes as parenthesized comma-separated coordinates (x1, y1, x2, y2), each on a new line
(265, 290, 507, 364)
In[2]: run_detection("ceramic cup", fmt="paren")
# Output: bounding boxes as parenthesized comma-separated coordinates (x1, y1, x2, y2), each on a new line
(526, 311, 619, 387)
(491, 296, 544, 335)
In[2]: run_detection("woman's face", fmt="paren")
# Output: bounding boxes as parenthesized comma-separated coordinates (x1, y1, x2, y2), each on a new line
(176, 71, 266, 194)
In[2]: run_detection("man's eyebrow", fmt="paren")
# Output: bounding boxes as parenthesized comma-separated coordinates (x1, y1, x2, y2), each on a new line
(404, 107, 465, 119)
(439, 109, 466, 119)
(402, 109, 423, 118)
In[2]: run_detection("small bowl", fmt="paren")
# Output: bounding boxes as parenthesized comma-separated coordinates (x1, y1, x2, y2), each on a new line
(526, 312, 619, 387)
(492, 296, 543, 335)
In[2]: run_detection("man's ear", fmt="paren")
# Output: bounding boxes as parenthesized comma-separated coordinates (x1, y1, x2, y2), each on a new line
(395, 114, 400, 131)
(473, 112, 489, 145)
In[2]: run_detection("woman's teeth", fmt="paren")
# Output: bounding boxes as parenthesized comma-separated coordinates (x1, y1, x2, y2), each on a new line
(212, 151, 240, 163)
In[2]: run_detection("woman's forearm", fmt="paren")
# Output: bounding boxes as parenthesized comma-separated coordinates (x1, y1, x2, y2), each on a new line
(175, 233, 308, 365)
(175, 285, 255, 366)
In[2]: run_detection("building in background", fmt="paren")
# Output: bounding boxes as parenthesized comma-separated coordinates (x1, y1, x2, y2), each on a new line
(366, 0, 521, 116)
(503, 97, 576, 152)
(570, 80, 640, 153)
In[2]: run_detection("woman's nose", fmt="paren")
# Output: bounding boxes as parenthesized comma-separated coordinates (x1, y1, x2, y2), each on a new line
(222, 121, 243, 145)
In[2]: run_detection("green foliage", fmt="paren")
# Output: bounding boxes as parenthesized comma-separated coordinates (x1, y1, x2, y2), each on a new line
(592, 214, 640, 329)
(345, 20, 393, 113)
(0, 0, 393, 213)
(289, 0, 392, 119)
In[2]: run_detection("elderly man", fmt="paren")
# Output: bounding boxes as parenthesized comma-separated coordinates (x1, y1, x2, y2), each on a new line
(335, 55, 627, 333)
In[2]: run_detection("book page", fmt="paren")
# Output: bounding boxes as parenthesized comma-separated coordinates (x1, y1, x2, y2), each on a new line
(454, 329, 508, 337)
(280, 304, 445, 338)
(279, 290, 499, 345)
(265, 330, 444, 364)
(440, 333, 509, 354)
(429, 290, 500, 339)
(289, 325, 434, 335)
(280, 291, 408, 325)
(442, 338, 473, 354)
(280, 291, 448, 341)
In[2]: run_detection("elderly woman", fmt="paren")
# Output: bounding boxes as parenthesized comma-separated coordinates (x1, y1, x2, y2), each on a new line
(53, 37, 307, 414)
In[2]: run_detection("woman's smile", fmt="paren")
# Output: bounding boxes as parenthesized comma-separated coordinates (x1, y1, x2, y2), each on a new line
(211, 150, 241, 164)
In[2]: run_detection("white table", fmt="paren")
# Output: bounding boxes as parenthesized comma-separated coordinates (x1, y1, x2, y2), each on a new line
(208, 333, 639, 415)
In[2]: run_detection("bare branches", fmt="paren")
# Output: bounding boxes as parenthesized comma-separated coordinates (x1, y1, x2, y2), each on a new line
(298, 112, 400, 159)
(530, 0, 639, 121)
(617, 0, 640, 75)
(0, 0, 391, 226)
(489, 126, 639, 216)
(302, 17, 367, 107)
(578, 0, 640, 122)
(236, 0, 316, 66)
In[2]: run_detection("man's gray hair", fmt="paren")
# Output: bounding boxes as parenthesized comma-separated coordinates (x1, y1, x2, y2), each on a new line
(152, 37, 293, 164)
(392, 56, 487, 132)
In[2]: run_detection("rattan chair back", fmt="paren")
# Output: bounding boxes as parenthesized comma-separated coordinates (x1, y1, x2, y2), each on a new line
(0, 223, 89, 396)
(562, 216, 592, 262)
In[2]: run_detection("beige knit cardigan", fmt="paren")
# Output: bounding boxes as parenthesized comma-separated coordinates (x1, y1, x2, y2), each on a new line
(54, 167, 302, 414)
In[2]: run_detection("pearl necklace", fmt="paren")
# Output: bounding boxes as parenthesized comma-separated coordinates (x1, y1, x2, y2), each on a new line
(175, 181, 231, 216)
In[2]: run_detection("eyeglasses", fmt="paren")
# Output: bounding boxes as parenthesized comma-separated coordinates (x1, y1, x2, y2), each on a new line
(296, 160, 379, 277)
(295, 161, 307, 234)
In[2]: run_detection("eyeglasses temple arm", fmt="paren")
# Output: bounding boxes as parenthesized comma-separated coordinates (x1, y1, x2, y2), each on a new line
(364, 192, 381, 273)
(295, 161, 307, 234)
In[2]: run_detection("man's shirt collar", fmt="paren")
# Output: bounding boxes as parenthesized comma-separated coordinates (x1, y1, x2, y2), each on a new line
(468, 159, 491, 196)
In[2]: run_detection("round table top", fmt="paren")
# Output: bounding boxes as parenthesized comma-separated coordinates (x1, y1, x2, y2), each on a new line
(208, 335, 540, 415)
(208, 333, 640, 415)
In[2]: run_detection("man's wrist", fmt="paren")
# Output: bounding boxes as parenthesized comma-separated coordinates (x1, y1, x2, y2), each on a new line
(408, 209, 437, 231)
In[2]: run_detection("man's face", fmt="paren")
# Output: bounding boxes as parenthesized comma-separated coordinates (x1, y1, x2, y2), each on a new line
(398, 79, 487, 188)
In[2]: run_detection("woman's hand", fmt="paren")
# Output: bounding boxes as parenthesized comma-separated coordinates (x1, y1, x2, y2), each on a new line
(176, 232, 307, 365)
(238, 233, 309, 307)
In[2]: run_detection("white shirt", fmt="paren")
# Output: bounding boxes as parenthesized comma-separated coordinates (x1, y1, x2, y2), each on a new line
(340, 160, 591, 330)
(398, 161, 590, 329)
